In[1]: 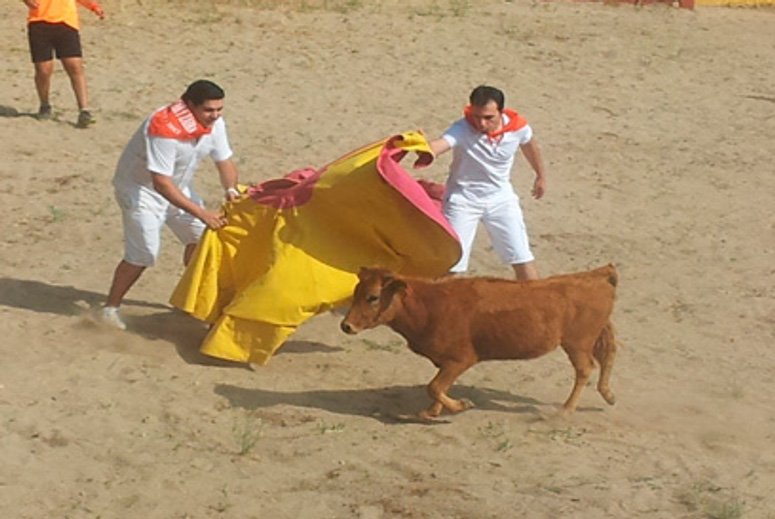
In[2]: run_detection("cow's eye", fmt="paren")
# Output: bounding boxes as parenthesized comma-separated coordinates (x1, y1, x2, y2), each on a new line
(366, 295, 379, 303)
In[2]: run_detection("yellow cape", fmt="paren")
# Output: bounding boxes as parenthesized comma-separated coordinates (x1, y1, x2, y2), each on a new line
(170, 131, 460, 365)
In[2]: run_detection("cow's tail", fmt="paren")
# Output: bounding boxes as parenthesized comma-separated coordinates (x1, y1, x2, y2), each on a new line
(593, 321, 617, 405)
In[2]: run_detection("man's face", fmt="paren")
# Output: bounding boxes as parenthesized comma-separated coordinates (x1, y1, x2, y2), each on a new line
(469, 100, 502, 134)
(189, 98, 224, 128)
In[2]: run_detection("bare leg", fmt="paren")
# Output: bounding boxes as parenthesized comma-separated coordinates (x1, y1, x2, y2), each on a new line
(183, 243, 198, 266)
(34, 60, 55, 108)
(420, 361, 475, 419)
(106, 260, 146, 308)
(511, 261, 539, 280)
(60, 56, 89, 111)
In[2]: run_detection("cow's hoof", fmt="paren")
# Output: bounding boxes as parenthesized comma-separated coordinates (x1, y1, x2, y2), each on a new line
(600, 390, 616, 405)
(558, 405, 577, 417)
(460, 398, 475, 411)
(418, 410, 444, 422)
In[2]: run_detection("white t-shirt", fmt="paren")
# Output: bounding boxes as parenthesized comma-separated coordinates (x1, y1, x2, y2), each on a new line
(442, 114, 533, 201)
(113, 112, 233, 203)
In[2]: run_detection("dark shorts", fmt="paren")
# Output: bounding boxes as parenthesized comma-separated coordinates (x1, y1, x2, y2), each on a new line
(28, 22, 83, 63)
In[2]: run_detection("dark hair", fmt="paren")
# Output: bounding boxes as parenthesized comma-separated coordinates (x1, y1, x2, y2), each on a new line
(469, 85, 504, 111)
(182, 80, 225, 107)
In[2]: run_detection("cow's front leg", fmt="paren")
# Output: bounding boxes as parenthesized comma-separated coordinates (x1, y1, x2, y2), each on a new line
(420, 401, 445, 420)
(420, 361, 475, 418)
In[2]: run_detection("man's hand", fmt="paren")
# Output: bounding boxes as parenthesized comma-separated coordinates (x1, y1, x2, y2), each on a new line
(531, 176, 546, 200)
(151, 172, 227, 229)
(77, 1, 104, 18)
(198, 208, 228, 230)
(521, 139, 547, 200)
(91, 3, 105, 19)
(225, 187, 241, 202)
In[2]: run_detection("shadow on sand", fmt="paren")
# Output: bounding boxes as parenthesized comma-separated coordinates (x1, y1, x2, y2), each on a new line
(215, 382, 543, 424)
(0, 277, 169, 316)
(0, 105, 25, 118)
(0, 277, 341, 368)
(129, 308, 344, 369)
(1, 104, 86, 128)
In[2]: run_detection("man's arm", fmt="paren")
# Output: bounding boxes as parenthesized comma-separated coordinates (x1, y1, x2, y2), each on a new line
(151, 173, 227, 229)
(520, 139, 547, 200)
(429, 137, 451, 157)
(215, 159, 240, 201)
(76, 0, 105, 18)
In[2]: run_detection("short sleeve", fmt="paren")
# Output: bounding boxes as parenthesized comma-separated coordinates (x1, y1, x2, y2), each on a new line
(146, 136, 177, 176)
(209, 118, 233, 163)
(516, 124, 533, 146)
(441, 118, 467, 149)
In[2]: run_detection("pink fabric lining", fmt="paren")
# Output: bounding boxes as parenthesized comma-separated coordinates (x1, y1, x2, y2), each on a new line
(246, 167, 319, 209)
(376, 135, 458, 239)
(244, 135, 456, 241)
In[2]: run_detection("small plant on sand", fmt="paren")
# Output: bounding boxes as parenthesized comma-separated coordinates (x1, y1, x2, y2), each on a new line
(323, 0, 363, 12)
(245, 0, 363, 13)
(450, 0, 470, 17)
(549, 426, 586, 442)
(495, 438, 513, 452)
(232, 413, 262, 456)
(48, 205, 64, 222)
(317, 421, 345, 434)
(361, 338, 402, 353)
(478, 421, 513, 452)
(209, 485, 231, 514)
(410, 0, 470, 18)
(114, 110, 142, 121)
(726, 378, 744, 400)
(678, 479, 744, 519)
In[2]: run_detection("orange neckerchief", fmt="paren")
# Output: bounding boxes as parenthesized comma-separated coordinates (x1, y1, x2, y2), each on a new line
(147, 99, 212, 140)
(464, 106, 527, 142)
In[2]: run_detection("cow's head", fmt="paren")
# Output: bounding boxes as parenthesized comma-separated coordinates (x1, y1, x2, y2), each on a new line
(340, 267, 407, 334)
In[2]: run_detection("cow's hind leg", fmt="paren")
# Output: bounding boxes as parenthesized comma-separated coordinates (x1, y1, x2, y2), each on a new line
(420, 361, 474, 419)
(560, 345, 595, 414)
(593, 322, 617, 405)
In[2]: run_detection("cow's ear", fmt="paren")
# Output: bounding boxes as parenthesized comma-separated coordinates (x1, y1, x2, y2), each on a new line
(384, 278, 407, 298)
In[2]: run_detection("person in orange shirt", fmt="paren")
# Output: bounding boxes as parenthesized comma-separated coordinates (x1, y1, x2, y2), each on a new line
(22, 0, 104, 128)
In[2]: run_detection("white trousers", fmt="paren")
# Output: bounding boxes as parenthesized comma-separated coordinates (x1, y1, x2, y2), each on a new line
(115, 188, 205, 267)
(443, 191, 534, 273)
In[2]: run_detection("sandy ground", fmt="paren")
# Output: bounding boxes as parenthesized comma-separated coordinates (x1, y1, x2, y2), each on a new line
(2, 1, 774, 518)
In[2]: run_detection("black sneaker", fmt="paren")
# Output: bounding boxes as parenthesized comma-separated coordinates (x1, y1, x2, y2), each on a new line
(37, 104, 52, 120)
(76, 110, 95, 128)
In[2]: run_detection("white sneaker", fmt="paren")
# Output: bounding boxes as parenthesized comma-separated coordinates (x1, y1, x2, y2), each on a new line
(100, 306, 126, 330)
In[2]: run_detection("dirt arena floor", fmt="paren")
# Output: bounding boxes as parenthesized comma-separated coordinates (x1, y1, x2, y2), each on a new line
(2, 1, 774, 517)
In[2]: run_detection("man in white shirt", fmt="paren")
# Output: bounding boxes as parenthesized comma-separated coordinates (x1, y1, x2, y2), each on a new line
(429, 85, 547, 280)
(101, 79, 241, 329)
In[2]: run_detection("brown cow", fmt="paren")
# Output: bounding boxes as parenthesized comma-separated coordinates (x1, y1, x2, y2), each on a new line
(340, 265, 619, 419)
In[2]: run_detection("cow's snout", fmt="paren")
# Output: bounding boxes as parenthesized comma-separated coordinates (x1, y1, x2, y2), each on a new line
(340, 320, 355, 334)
